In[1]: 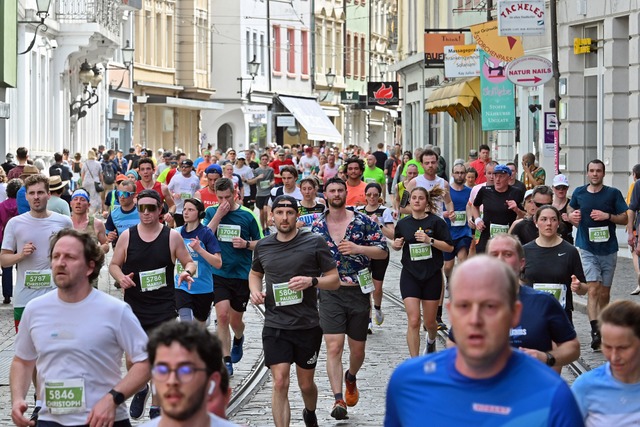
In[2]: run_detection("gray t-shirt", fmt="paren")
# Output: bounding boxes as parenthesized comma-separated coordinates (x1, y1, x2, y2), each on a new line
(252, 231, 336, 330)
(254, 166, 275, 197)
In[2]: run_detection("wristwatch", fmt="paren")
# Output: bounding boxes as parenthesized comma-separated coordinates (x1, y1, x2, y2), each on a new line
(109, 389, 125, 405)
(185, 269, 193, 276)
(545, 352, 556, 367)
(311, 277, 318, 287)
(245, 240, 251, 249)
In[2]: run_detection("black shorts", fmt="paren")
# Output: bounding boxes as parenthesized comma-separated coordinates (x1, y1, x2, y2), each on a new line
(319, 286, 370, 342)
(256, 195, 270, 209)
(243, 196, 255, 210)
(213, 275, 250, 312)
(443, 236, 472, 261)
(263, 326, 323, 369)
(175, 289, 215, 322)
(369, 254, 390, 281)
(400, 270, 443, 301)
(142, 319, 174, 336)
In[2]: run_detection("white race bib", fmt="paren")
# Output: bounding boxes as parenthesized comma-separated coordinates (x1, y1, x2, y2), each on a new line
(357, 269, 375, 294)
(452, 211, 467, 227)
(217, 224, 241, 242)
(24, 269, 53, 289)
(533, 283, 567, 308)
(489, 223, 509, 237)
(139, 267, 167, 292)
(45, 378, 86, 415)
(272, 282, 303, 306)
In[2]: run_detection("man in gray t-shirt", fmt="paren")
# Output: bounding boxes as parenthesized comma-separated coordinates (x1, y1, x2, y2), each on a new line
(254, 153, 275, 232)
(249, 195, 339, 427)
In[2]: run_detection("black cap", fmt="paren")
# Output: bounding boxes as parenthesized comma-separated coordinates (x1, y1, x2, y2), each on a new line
(272, 195, 299, 211)
(136, 189, 163, 206)
(181, 159, 194, 167)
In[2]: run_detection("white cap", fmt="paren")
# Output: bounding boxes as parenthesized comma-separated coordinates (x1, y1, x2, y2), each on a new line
(237, 152, 246, 160)
(524, 189, 534, 200)
(552, 174, 569, 187)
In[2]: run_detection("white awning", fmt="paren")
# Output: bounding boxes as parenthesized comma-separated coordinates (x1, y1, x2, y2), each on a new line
(278, 95, 342, 143)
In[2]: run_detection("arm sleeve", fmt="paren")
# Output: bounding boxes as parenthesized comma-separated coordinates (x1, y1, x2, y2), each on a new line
(202, 206, 217, 227)
(1, 218, 16, 251)
(571, 249, 587, 283)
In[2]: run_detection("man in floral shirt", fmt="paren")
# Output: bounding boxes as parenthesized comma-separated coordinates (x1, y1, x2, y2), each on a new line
(311, 177, 388, 420)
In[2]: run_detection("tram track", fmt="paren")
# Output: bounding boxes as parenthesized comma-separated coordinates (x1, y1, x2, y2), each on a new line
(384, 258, 590, 380)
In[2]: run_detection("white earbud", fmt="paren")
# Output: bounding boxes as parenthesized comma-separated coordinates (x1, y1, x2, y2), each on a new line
(208, 380, 216, 395)
(151, 383, 156, 395)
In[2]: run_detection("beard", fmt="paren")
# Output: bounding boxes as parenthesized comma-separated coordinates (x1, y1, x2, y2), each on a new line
(329, 196, 346, 209)
(163, 381, 207, 421)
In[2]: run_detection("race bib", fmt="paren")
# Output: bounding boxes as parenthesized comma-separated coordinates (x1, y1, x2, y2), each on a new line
(533, 283, 567, 308)
(589, 226, 610, 243)
(452, 211, 467, 227)
(489, 223, 509, 237)
(357, 269, 375, 294)
(45, 378, 85, 415)
(409, 243, 432, 261)
(176, 260, 199, 279)
(217, 224, 241, 242)
(272, 282, 303, 306)
(139, 267, 167, 292)
(259, 180, 271, 190)
(24, 270, 53, 289)
(364, 178, 377, 184)
(180, 192, 191, 200)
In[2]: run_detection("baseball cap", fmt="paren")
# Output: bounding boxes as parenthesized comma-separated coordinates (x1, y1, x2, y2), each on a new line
(277, 149, 286, 155)
(71, 189, 90, 203)
(493, 165, 512, 176)
(552, 174, 569, 187)
(5, 153, 14, 160)
(524, 189, 534, 200)
(181, 159, 194, 167)
(205, 164, 223, 175)
(162, 151, 173, 158)
(468, 149, 478, 160)
(237, 152, 246, 160)
(272, 195, 299, 211)
(115, 174, 128, 183)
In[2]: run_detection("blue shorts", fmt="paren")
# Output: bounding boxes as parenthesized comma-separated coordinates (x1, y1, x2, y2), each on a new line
(579, 249, 617, 287)
(443, 236, 472, 262)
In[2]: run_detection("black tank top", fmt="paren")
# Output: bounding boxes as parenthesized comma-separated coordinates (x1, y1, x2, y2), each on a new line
(123, 225, 176, 328)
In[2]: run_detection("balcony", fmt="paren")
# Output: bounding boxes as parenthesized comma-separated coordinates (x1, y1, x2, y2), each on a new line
(55, 0, 140, 40)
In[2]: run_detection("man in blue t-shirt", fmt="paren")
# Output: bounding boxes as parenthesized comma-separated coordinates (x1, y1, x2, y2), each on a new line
(568, 159, 628, 350)
(385, 256, 583, 427)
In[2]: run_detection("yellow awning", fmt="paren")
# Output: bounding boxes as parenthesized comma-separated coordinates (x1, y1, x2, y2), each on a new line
(425, 77, 481, 119)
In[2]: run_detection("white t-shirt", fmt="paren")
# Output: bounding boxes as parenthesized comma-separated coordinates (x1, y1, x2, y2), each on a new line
(15, 289, 148, 425)
(268, 186, 303, 207)
(168, 173, 201, 214)
(299, 155, 319, 178)
(141, 413, 240, 427)
(1, 212, 72, 307)
(233, 164, 254, 197)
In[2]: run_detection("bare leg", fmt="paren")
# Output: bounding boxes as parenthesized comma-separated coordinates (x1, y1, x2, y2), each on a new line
(404, 297, 422, 357)
(270, 363, 291, 427)
(215, 300, 233, 357)
(324, 334, 346, 395)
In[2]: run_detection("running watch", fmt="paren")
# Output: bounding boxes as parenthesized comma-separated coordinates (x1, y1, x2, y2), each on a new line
(109, 389, 125, 405)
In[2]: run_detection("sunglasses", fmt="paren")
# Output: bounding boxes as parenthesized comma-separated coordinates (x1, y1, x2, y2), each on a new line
(366, 193, 380, 197)
(170, 162, 178, 165)
(533, 202, 547, 208)
(137, 204, 159, 213)
(117, 191, 134, 198)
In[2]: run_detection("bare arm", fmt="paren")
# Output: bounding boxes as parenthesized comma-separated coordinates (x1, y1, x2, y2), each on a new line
(109, 230, 135, 289)
(0, 248, 31, 269)
(519, 338, 580, 375)
(94, 220, 110, 254)
(10, 356, 37, 427)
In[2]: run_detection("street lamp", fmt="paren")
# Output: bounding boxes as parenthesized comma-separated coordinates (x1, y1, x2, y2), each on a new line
(70, 60, 102, 120)
(378, 61, 388, 80)
(107, 40, 136, 90)
(237, 55, 262, 97)
(319, 69, 336, 102)
(18, 0, 52, 55)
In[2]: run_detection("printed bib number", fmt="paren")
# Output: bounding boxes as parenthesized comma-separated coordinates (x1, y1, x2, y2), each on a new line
(217, 224, 241, 242)
(45, 379, 85, 415)
(357, 269, 375, 294)
(176, 261, 199, 279)
(589, 226, 610, 243)
(452, 211, 467, 227)
(533, 283, 567, 308)
(259, 180, 271, 189)
(364, 178, 377, 184)
(24, 270, 53, 289)
(139, 268, 167, 292)
(180, 192, 191, 200)
(272, 282, 303, 306)
(409, 243, 432, 261)
(489, 223, 509, 237)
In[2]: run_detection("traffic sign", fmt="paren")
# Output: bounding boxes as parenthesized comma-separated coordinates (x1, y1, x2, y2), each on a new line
(505, 55, 553, 87)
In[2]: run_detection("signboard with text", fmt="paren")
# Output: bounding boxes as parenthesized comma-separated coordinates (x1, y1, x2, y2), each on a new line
(506, 55, 553, 87)
(498, 0, 546, 36)
(367, 82, 400, 106)
(444, 44, 481, 78)
(471, 21, 524, 62)
(340, 91, 360, 105)
(480, 49, 516, 131)
(424, 33, 465, 66)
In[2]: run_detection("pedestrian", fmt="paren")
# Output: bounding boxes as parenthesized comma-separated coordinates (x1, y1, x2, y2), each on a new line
(385, 255, 584, 426)
(0, 179, 21, 304)
(80, 150, 104, 216)
(203, 178, 263, 376)
(568, 159, 628, 350)
(7, 147, 29, 180)
(311, 177, 388, 420)
(139, 321, 239, 427)
(109, 189, 196, 420)
(10, 228, 149, 427)
(571, 300, 640, 425)
(392, 186, 453, 356)
(249, 195, 340, 427)
(468, 144, 491, 184)
(626, 164, 640, 295)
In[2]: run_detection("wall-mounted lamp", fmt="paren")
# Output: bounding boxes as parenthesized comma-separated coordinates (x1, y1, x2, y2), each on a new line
(378, 61, 388, 79)
(319, 69, 336, 102)
(528, 103, 542, 113)
(69, 60, 103, 120)
(237, 55, 261, 98)
(106, 40, 135, 90)
(18, 0, 52, 55)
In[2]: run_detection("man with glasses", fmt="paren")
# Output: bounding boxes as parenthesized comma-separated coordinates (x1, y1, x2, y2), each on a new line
(140, 321, 238, 427)
(109, 189, 196, 420)
(106, 180, 140, 248)
(135, 158, 175, 224)
(10, 229, 150, 427)
(168, 159, 201, 227)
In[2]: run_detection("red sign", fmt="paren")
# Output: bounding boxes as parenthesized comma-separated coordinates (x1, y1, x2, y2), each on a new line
(367, 82, 399, 106)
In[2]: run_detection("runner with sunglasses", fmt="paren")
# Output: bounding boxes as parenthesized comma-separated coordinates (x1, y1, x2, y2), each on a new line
(105, 180, 141, 248)
(109, 189, 196, 420)
(509, 185, 554, 245)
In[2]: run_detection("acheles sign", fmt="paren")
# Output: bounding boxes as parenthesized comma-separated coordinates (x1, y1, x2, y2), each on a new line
(367, 82, 400, 107)
(498, 0, 546, 36)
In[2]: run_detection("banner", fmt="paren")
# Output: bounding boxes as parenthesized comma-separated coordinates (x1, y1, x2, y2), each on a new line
(444, 44, 480, 78)
(480, 50, 516, 131)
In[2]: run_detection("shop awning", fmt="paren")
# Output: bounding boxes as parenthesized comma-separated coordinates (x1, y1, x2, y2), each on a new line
(278, 95, 342, 143)
(425, 77, 481, 119)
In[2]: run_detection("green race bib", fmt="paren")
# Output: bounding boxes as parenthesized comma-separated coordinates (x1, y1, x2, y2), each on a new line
(272, 282, 303, 306)
(176, 260, 199, 279)
(259, 180, 271, 189)
(489, 223, 509, 238)
(589, 226, 610, 243)
(45, 378, 85, 415)
(24, 270, 53, 289)
(533, 283, 567, 308)
(217, 224, 241, 242)
(409, 243, 432, 261)
(139, 267, 167, 292)
(180, 192, 191, 200)
(364, 178, 377, 184)
(357, 269, 375, 294)
(452, 211, 467, 227)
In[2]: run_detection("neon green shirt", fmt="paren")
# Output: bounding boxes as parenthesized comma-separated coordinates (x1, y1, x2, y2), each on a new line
(363, 166, 386, 186)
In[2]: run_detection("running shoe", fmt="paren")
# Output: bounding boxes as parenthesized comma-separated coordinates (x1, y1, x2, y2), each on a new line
(149, 406, 161, 419)
(330, 400, 348, 420)
(230, 335, 245, 363)
(129, 384, 150, 420)
(367, 320, 373, 335)
(437, 321, 448, 331)
(225, 360, 234, 377)
(374, 308, 384, 325)
(303, 408, 319, 427)
(344, 371, 359, 407)
(590, 330, 602, 351)
(631, 286, 640, 295)
(427, 340, 436, 354)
